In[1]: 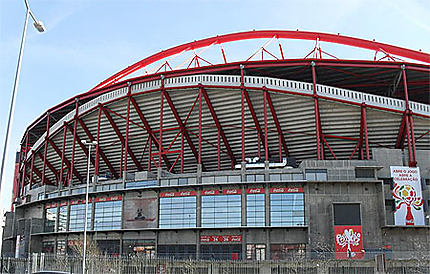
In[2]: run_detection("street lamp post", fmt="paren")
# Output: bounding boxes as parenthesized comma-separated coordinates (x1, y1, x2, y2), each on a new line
(0, 0, 45, 199)
(82, 140, 97, 274)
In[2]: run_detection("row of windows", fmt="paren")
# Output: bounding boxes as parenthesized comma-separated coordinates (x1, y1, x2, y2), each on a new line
(45, 194, 305, 231)
(46, 201, 122, 232)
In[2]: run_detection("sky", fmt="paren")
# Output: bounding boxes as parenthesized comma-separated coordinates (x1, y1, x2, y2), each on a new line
(0, 0, 429, 217)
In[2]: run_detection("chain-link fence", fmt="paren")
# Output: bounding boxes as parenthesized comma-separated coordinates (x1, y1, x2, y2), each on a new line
(0, 253, 429, 274)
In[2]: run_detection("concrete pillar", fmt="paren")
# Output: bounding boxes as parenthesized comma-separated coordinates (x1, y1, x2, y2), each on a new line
(241, 162, 246, 182)
(197, 164, 202, 184)
(264, 161, 270, 181)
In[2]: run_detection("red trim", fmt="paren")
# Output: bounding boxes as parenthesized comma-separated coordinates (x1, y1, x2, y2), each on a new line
(200, 235, 242, 242)
(44, 203, 57, 209)
(60, 201, 68, 206)
(270, 187, 304, 193)
(94, 195, 122, 202)
(159, 191, 197, 197)
(91, 30, 430, 90)
(246, 188, 265, 194)
(201, 189, 220, 196)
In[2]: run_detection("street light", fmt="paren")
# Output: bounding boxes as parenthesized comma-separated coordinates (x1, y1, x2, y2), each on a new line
(82, 140, 97, 274)
(0, 0, 45, 201)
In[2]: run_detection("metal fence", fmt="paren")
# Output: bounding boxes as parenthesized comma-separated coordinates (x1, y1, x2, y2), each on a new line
(0, 254, 429, 274)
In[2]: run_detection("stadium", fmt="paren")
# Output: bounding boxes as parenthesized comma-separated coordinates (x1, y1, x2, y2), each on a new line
(1, 30, 429, 265)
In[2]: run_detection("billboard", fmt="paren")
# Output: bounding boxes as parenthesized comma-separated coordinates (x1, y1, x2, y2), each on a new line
(334, 225, 364, 259)
(123, 192, 157, 229)
(390, 166, 424, 226)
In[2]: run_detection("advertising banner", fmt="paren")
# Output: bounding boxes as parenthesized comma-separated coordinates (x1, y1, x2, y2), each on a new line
(124, 193, 157, 229)
(334, 225, 364, 259)
(200, 235, 242, 242)
(390, 166, 424, 226)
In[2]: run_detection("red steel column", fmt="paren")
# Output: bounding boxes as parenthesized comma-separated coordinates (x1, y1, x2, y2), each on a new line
(198, 86, 202, 165)
(29, 155, 35, 189)
(181, 132, 184, 173)
(20, 133, 29, 194)
(124, 83, 132, 173)
(41, 113, 50, 185)
(148, 136, 152, 172)
(59, 122, 67, 185)
(311, 62, 322, 160)
(362, 104, 370, 160)
(95, 105, 102, 176)
(263, 89, 269, 161)
(401, 67, 417, 166)
(70, 99, 79, 184)
(217, 130, 221, 170)
(240, 65, 246, 162)
(160, 87, 164, 168)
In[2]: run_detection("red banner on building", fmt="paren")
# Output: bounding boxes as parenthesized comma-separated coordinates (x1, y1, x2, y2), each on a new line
(200, 235, 242, 242)
(60, 201, 68, 207)
(201, 190, 220, 196)
(269, 187, 304, 193)
(334, 225, 364, 259)
(94, 195, 122, 202)
(44, 203, 57, 209)
(201, 189, 241, 195)
(246, 188, 265, 194)
(70, 198, 92, 205)
(159, 191, 197, 198)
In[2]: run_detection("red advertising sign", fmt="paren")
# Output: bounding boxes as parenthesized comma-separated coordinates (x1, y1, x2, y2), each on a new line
(95, 195, 122, 202)
(70, 198, 92, 205)
(269, 187, 304, 193)
(334, 225, 364, 259)
(44, 203, 57, 209)
(201, 189, 241, 195)
(60, 201, 68, 207)
(201, 190, 220, 196)
(246, 188, 265, 194)
(159, 191, 197, 198)
(200, 235, 242, 242)
(222, 189, 241, 195)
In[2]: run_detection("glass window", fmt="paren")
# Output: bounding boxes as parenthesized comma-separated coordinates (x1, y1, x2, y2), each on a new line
(333, 203, 361, 225)
(94, 200, 122, 231)
(271, 244, 306, 260)
(292, 173, 304, 180)
(305, 169, 327, 181)
(38, 193, 45, 200)
(228, 175, 241, 182)
(247, 194, 265, 226)
(69, 203, 92, 231)
(46, 192, 58, 199)
(44, 207, 57, 232)
(270, 174, 281, 181)
(58, 205, 67, 232)
(247, 244, 266, 260)
(355, 168, 374, 178)
(270, 193, 305, 226)
(202, 195, 241, 228)
(159, 196, 196, 228)
(125, 180, 157, 189)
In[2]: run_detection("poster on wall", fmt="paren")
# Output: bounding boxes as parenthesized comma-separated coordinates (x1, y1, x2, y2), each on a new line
(123, 193, 157, 229)
(334, 226, 364, 259)
(390, 166, 424, 226)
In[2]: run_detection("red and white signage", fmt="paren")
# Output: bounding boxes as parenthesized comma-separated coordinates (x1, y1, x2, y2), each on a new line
(200, 235, 242, 242)
(270, 187, 303, 193)
(94, 195, 122, 202)
(390, 166, 424, 226)
(70, 198, 92, 205)
(44, 203, 57, 209)
(159, 191, 197, 198)
(246, 188, 265, 194)
(334, 225, 364, 259)
(201, 189, 241, 195)
(201, 190, 220, 196)
(60, 201, 68, 207)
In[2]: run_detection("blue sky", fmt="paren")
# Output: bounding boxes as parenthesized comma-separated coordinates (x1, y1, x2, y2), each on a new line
(0, 0, 429, 213)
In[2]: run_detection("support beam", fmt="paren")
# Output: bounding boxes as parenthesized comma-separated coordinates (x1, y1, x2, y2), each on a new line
(401, 67, 417, 167)
(395, 113, 407, 149)
(41, 114, 50, 185)
(70, 99, 79, 183)
(201, 87, 237, 166)
(37, 152, 59, 183)
(78, 118, 119, 178)
(265, 89, 289, 157)
(33, 165, 53, 186)
(264, 91, 269, 161)
(124, 83, 132, 172)
(198, 87, 202, 165)
(130, 97, 172, 170)
(243, 90, 269, 158)
(59, 123, 67, 185)
(102, 106, 143, 171)
(47, 139, 84, 182)
(311, 62, 323, 160)
(65, 123, 95, 167)
(164, 91, 206, 171)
